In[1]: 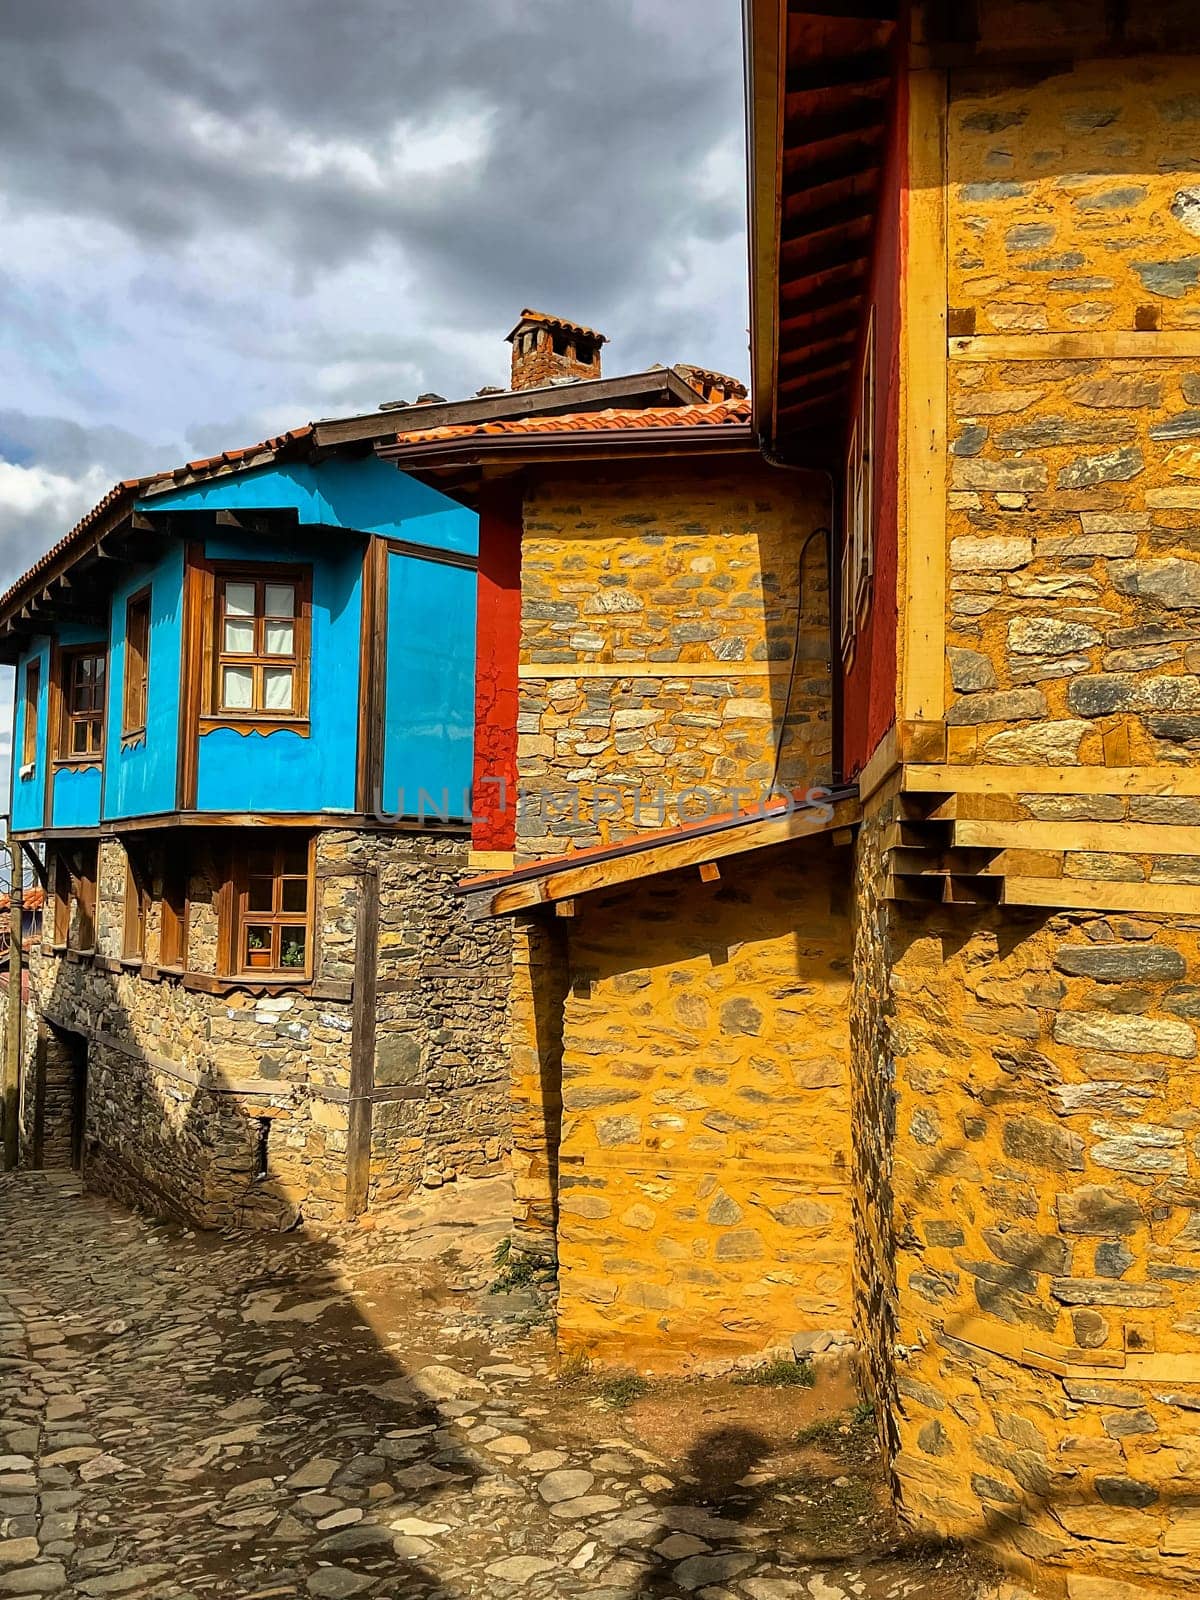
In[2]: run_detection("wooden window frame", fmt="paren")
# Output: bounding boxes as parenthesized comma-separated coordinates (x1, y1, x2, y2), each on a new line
(200, 563, 312, 735)
(21, 657, 40, 772)
(224, 837, 314, 980)
(841, 306, 877, 663)
(122, 588, 151, 740)
(55, 646, 107, 766)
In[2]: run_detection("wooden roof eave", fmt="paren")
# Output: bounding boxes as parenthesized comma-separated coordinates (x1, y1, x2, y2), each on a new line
(0, 499, 141, 660)
(744, 0, 788, 451)
(314, 369, 706, 449)
(459, 788, 861, 918)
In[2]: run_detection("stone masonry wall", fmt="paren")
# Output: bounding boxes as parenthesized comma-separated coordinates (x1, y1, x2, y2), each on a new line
(944, 56, 1200, 768)
(28, 830, 510, 1229)
(517, 461, 832, 856)
(553, 840, 854, 1369)
(882, 902, 1200, 1598)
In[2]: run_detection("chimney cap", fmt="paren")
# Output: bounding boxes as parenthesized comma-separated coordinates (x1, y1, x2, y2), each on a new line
(674, 364, 748, 402)
(505, 308, 608, 347)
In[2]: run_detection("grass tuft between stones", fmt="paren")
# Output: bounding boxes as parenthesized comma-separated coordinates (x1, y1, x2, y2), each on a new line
(597, 1370, 652, 1409)
(732, 1356, 815, 1389)
(488, 1236, 556, 1296)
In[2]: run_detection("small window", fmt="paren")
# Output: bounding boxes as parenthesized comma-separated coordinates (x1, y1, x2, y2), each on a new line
(841, 308, 876, 660)
(231, 840, 311, 977)
(160, 858, 187, 969)
(123, 590, 151, 737)
(21, 658, 39, 770)
(207, 568, 310, 724)
(123, 862, 146, 960)
(59, 649, 105, 761)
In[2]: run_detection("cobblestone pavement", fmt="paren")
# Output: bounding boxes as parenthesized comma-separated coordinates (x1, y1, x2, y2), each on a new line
(0, 1171, 1007, 1600)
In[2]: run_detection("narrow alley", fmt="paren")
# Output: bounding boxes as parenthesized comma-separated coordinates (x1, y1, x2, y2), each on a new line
(0, 1173, 1004, 1600)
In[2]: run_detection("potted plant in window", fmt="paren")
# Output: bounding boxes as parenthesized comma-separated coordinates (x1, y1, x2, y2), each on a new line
(281, 939, 305, 971)
(246, 932, 272, 970)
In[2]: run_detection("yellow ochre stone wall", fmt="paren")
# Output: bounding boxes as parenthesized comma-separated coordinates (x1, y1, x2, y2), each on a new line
(550, 841, 854, 1368)
(884, 896, 1200, 1600)
(944, 57, 1200, 771)
(517, 461, 832, 856)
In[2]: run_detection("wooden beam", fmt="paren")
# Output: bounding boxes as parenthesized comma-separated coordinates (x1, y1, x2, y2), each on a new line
(900, 65, 948, 725)
(949, 332, 1200, 362)
(1003, 878, 1200, 916)
(905, 764, 1200, 798)
(485, 795, 861, 916)
(955, 819, 1200, 858)
(214, 508, 299, 536)
(516, 660, 798, 680)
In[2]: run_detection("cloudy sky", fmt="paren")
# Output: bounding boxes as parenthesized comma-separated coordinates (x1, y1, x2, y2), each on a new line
(0, 0, 750, 780)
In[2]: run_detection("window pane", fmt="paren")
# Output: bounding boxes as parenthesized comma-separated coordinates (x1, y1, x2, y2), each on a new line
(246, 848, 273, 876)
(225, 582, 256, 618)
(263, 620, 294, 657)
(223, 618, 255, 654)
(243, 925, 274, 964)
(281, 878, 307, 913)
(263, 668, 293, 711)
(281, 842, 308, 877)
(221, 665, 253, 710)
(279, 928, 307, 970)
(71, 720, 90, 755)
(264, 584, 295, 618)
(86, 717, 101, 753)
(246, 876, 274, 913)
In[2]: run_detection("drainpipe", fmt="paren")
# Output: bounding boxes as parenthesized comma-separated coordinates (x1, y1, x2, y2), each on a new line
(2, 837, 21, 1171)
(759, 447, 843, 789)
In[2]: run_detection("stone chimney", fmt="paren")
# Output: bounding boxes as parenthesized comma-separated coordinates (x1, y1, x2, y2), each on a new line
(506, 310, 606, 391)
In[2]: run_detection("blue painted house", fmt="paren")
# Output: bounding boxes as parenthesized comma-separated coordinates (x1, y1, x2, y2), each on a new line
(9, 441, 477, 837)
(0, 418, 510, 1229)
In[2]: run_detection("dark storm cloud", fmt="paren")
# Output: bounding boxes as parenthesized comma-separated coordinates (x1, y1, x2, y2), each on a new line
(0, 0, 748, 393)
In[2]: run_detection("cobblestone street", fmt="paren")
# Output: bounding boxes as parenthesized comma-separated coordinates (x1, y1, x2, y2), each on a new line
(0, 1173, 1003, 1600)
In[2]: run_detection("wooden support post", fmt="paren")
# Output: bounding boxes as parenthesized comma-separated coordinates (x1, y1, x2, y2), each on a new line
(345, 865, 379, 1220)
(698, 862, 721, 884)
(901, 63, 948, 726)
(554, 898, 576, 918)
(3, 871, 22, 1171)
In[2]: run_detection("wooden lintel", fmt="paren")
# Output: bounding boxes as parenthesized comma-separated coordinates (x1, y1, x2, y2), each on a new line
(950, 331, 1200, 362)
(1003, 878, 1200, 916)
(955, 818, 1200, 858)
(905, 764, 1200, 798)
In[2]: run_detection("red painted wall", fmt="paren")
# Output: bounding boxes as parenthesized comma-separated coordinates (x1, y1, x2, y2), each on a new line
(471, 480, 522, 853)
(840, 53, 906, 780)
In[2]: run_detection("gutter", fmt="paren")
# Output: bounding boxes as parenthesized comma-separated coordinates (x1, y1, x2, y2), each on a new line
(378, 424, 759, 471)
